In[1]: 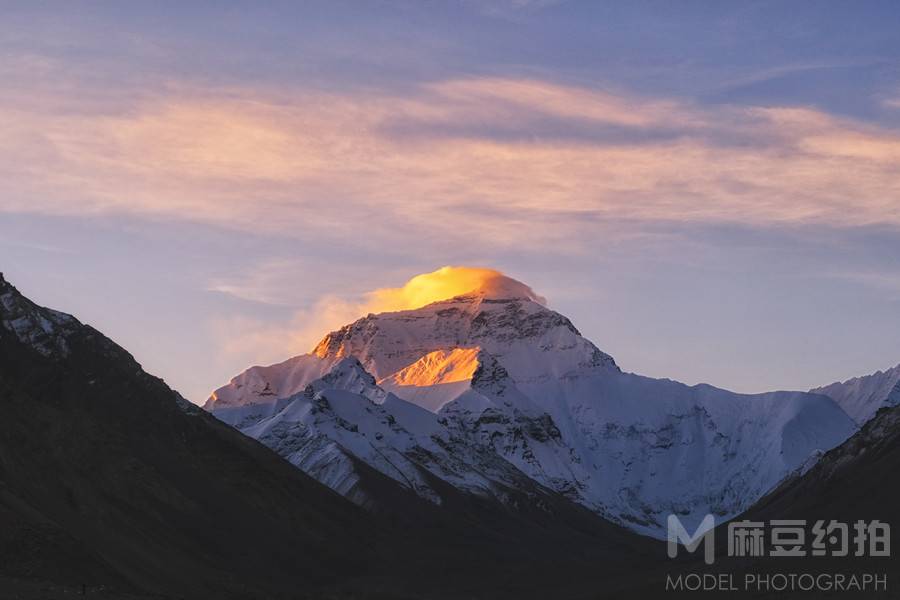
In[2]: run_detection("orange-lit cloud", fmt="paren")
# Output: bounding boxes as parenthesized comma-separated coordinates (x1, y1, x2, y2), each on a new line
(2, 72, 900, 247)
(363, 266, 546, 313)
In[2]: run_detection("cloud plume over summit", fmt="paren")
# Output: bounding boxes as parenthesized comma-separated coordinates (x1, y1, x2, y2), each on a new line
(210, 266, 543, 372)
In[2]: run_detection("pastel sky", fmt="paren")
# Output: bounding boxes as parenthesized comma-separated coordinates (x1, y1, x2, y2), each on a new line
(2, 1, 900, 403)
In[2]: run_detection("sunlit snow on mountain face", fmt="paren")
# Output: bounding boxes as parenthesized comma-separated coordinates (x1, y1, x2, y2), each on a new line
(363, 266, 546, 315)
(384, 348, 481, 387)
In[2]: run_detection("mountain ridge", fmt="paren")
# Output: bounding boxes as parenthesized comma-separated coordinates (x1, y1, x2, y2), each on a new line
(0, 274, 380, 597)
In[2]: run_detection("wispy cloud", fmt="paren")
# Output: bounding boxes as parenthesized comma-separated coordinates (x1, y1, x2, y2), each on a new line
(881, 94, 900, 110)
(2, 69, 900, 255)
(820, 268, 900, 299)
(208, 294, 363, 368)
(0, 237, 71, 254)
(465, 0, 569, 19)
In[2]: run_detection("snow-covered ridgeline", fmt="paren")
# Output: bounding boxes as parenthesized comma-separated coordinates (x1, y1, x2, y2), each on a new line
(811, 364, 900, 425)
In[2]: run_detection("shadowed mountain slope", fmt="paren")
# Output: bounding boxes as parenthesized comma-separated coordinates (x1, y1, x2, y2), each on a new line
(0, 273, 660, 599)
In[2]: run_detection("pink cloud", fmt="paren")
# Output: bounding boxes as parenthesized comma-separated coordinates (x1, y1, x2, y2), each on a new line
(1, 74, 899, 246)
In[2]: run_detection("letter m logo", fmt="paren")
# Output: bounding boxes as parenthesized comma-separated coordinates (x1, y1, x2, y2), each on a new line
(667, 514, 715, 565)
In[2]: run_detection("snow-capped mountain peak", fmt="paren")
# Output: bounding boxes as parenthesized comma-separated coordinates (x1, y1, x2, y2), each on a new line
(311, 292, 618, 390)
(209, 287, 618, 413)
(207, 269, 857, 538)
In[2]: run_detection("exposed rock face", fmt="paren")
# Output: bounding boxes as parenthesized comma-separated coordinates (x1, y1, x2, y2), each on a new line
(0, 272, 79, 357)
